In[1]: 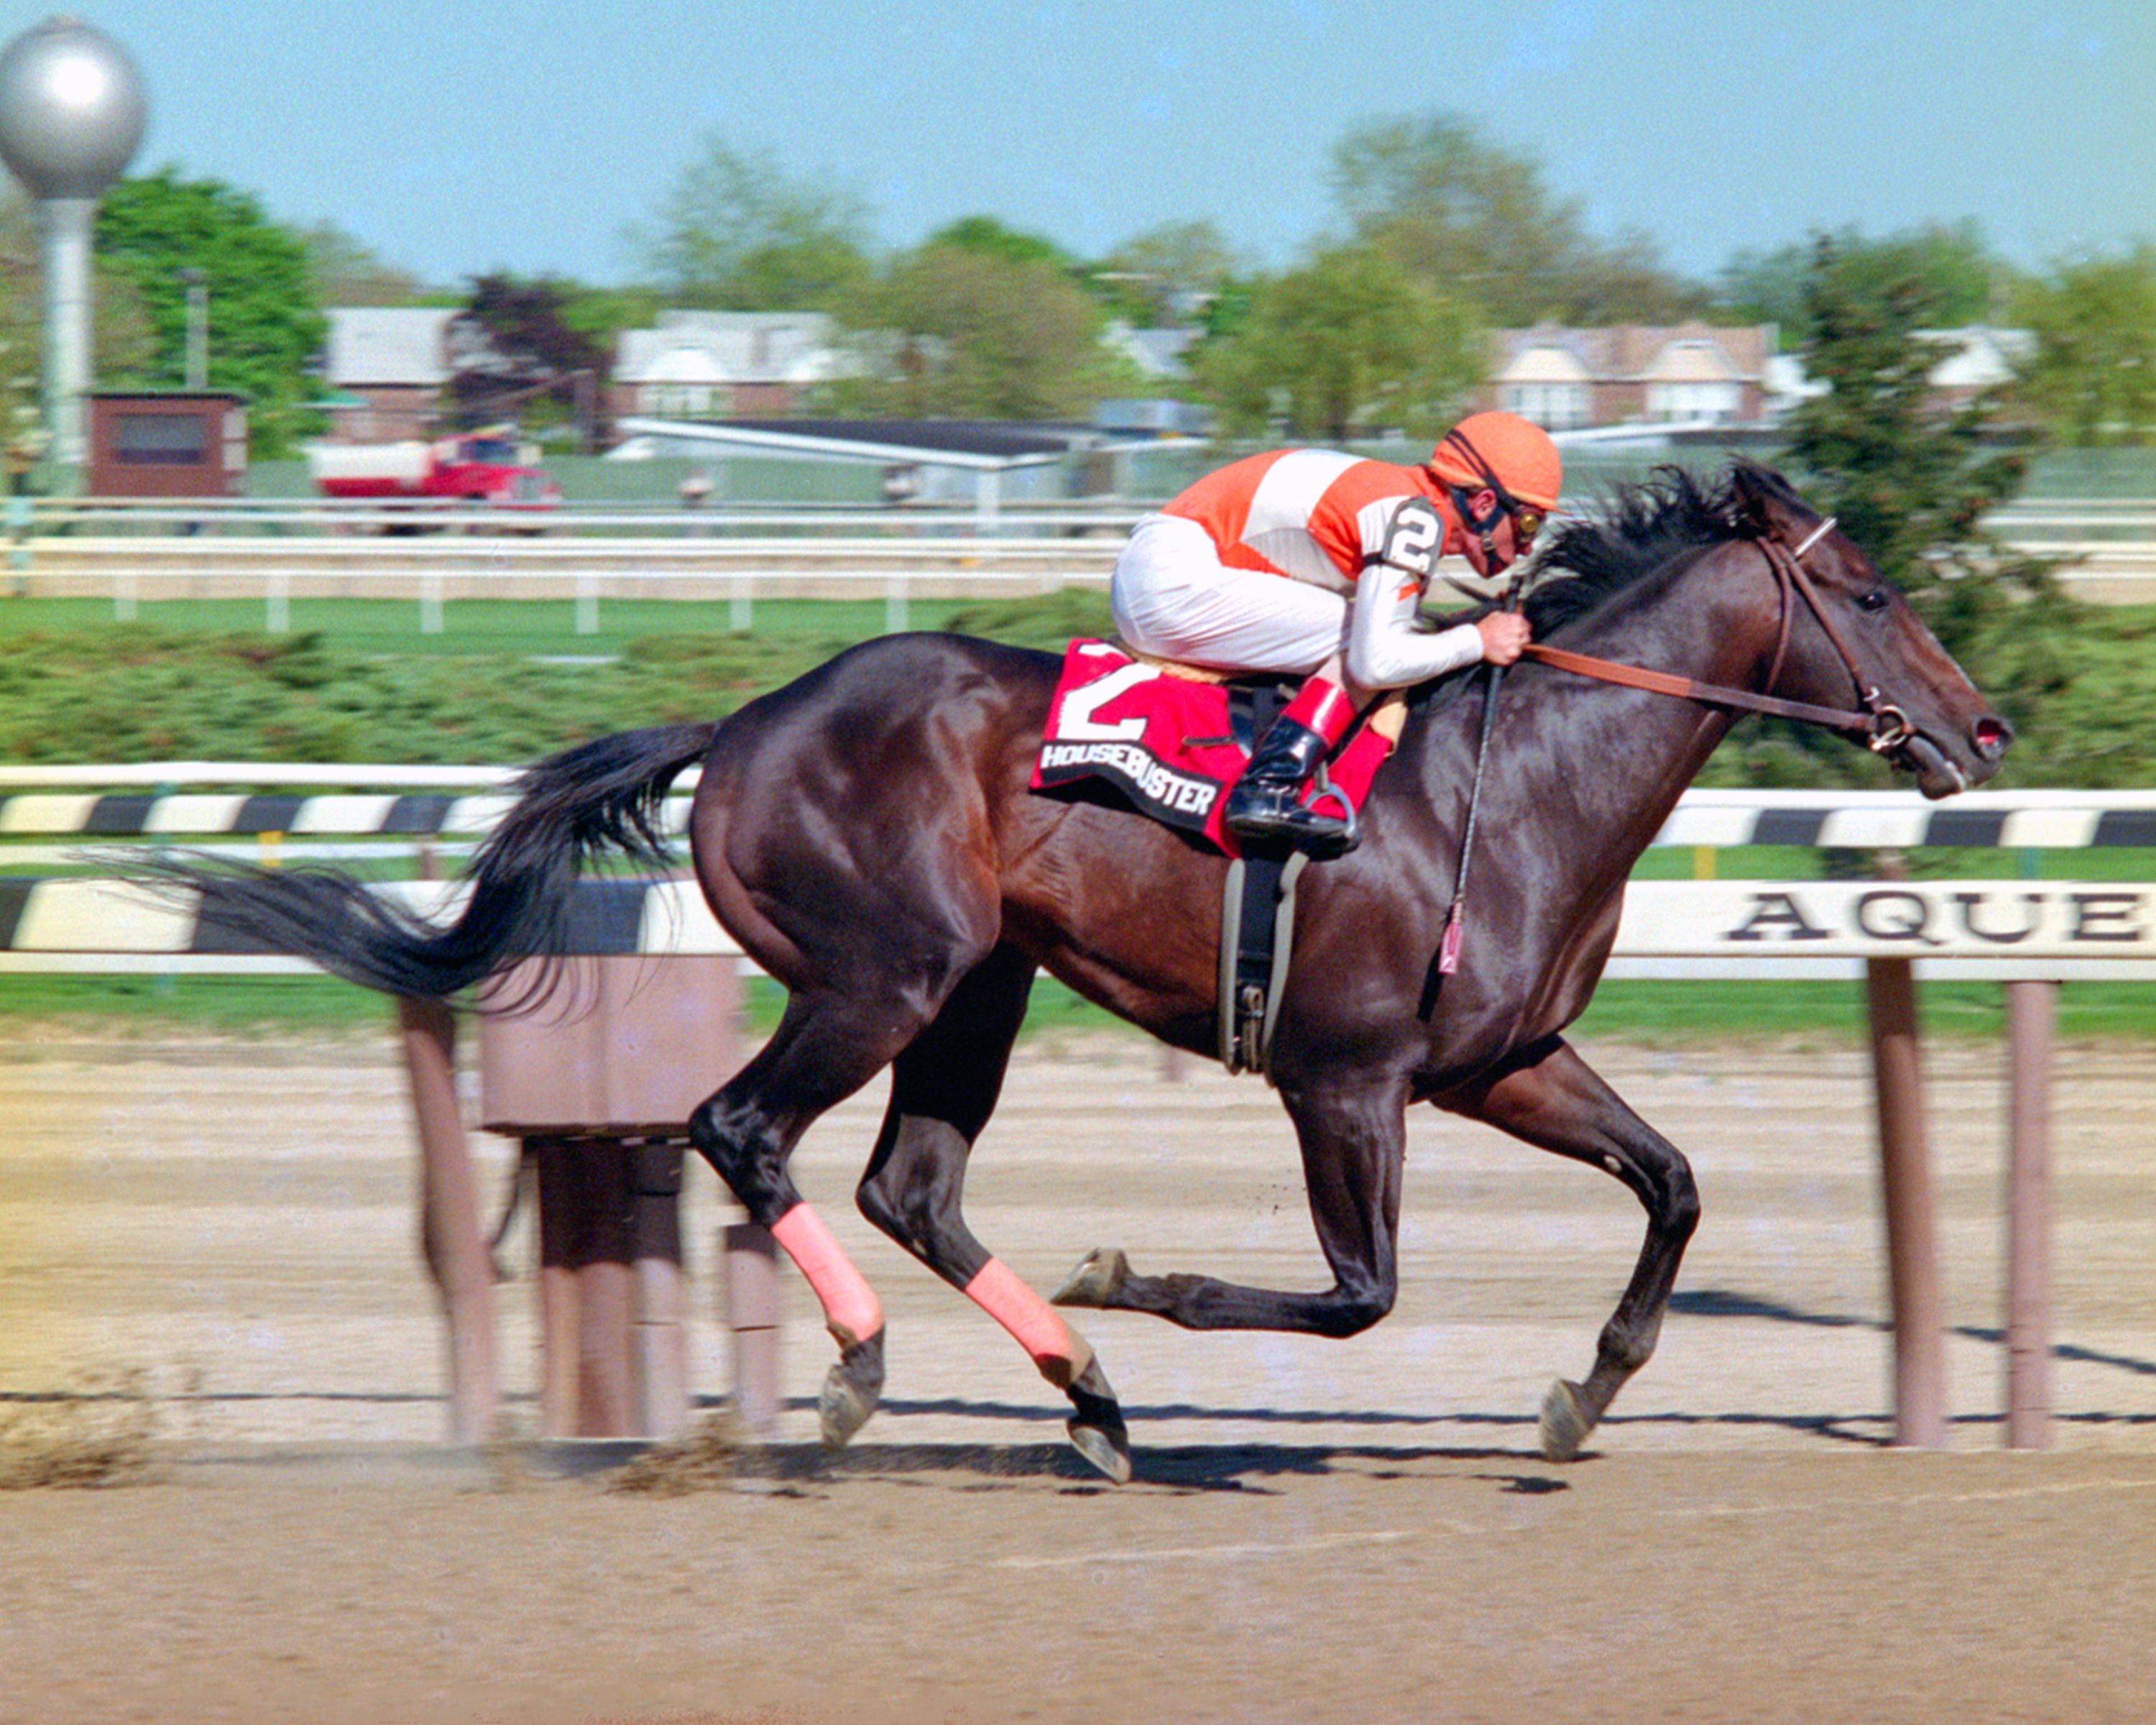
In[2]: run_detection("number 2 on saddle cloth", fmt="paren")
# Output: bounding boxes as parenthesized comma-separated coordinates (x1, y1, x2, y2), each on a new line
(1030, 640, 1399, 856)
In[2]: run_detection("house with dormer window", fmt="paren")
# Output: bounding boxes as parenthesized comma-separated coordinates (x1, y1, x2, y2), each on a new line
(1483, 323, 1778, 430)
(609, 311, 847, 421)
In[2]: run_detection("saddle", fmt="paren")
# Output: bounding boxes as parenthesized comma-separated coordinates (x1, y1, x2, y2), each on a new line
(1031, 641, 1406, 1077)
(1029, 640, 1402, 856)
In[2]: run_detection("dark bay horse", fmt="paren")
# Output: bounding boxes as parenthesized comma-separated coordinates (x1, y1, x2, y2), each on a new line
(162, 461, 2009, 1479)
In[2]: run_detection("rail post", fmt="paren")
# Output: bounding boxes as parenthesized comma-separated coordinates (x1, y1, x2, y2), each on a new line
(630, 1140, 691, 1440)
(533, 1136, 634, 1435)
(2004, 979, 2056, 1449)
(722, 1220, 783, 1435)
(397, 994, 499, 1443)
(1866, 954, 1948, 1448)
(480, 943, 740, 1440)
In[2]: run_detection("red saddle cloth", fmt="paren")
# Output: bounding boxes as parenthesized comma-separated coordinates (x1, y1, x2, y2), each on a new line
(1029, 639, 1396, 855)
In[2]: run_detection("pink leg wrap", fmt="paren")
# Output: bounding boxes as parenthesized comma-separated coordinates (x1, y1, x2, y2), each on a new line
(964, 1258, 1080, 1371)
(770, 1203, 884, 1348)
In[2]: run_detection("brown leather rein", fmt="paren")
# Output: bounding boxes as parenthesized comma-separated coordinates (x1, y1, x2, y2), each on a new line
(1514, 519, 1919, 755)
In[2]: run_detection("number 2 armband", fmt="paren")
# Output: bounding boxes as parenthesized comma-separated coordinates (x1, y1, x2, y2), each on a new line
(1370, 497, 1442, 604)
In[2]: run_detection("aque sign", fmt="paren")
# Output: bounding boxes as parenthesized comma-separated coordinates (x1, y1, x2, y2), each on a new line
(1617, 880, 2152, 960)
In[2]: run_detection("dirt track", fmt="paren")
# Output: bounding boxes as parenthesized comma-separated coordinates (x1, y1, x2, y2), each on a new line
(2, 1028, 2153, 1723)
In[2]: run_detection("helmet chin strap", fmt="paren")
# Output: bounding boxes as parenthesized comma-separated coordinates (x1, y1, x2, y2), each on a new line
(1448, 482, 1507, 571)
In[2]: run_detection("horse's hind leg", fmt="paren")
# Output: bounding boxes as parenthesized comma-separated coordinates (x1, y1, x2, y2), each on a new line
(1055, 1075, 1411, 1339)
(854, 944, 1130, 1483)
(1444, 1036, 1700, 1462)
(689, 985, 946, 1450)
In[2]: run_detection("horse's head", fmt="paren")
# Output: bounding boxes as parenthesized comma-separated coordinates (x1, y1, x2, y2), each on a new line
(1731, 463, 2012, 799)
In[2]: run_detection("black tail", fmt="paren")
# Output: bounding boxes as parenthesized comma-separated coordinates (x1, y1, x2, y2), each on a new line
(132, 722, 721, 1000)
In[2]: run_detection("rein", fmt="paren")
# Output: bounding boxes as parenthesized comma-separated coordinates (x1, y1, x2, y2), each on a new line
(1516, 519, 1917, 754)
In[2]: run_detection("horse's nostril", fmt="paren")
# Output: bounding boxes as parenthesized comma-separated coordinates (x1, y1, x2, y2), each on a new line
(1973, 714, 2013, 758)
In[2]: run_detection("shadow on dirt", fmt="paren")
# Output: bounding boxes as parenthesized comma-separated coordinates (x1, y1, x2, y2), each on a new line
(783, 1394, 1909, 1451)
(1673, 1285, 2156, 1379)
(736, 1438, 1563, 1494)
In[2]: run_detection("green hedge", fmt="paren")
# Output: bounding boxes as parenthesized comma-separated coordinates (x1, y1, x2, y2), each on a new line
(0, 587, 2147, 786)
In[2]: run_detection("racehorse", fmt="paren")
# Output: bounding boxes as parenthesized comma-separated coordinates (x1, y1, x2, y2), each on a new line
(155, 461, 2009, 1481)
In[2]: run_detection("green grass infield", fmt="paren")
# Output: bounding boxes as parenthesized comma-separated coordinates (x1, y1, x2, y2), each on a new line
(0, 970, 2145, 1046)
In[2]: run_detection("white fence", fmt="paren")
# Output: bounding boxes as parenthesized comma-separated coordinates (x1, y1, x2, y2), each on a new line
(8, 497, 2156, 635)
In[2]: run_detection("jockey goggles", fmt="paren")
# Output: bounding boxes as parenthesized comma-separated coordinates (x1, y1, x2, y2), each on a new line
(1447, 480, 1546, 550)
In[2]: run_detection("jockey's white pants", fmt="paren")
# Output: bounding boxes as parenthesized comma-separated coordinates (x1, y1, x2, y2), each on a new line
(1109, 514, 1348, 675)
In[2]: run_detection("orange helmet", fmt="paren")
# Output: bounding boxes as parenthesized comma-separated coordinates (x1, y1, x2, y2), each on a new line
(1429, 411, 1563, 512)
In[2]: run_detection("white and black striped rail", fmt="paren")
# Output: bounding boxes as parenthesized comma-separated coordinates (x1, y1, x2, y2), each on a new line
(1652, 790, 2156, 851)
(1, 783, 2150, 847)
(0, 877, 730, 966)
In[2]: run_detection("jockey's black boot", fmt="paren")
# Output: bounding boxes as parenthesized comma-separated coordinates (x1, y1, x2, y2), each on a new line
(1224, 673, 1365, 857)
(1222, 716, 1355, 857)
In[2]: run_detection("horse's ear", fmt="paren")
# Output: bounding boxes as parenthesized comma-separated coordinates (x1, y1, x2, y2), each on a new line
(1728, 459, 1802, 540)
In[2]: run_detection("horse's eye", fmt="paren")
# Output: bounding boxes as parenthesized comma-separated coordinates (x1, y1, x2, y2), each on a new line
(1856, 588, 1890, 614)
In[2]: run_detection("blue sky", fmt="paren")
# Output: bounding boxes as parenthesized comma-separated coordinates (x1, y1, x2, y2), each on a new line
(14, 0, 2153, 288)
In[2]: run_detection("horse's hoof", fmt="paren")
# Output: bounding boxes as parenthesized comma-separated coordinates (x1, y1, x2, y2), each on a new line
(1539, 1378, 1593, 1463)
(1067, 1417, 1133, 1485)
(818, 1332, 885, 1452)
(1063, 1355, 1131, 1484)
(1051, 1246, 1129, 1309)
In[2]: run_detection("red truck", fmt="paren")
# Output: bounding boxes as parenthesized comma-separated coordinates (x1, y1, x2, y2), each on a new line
(307, 431, 562, 508)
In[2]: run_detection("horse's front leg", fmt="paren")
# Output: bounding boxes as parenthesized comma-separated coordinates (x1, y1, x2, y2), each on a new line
(1056, 1073, 1408, 1338)
(1442, 1035, 1700, 1461)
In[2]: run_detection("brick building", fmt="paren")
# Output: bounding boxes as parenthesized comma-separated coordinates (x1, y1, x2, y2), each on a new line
(1483, 323, 1779, 430)
(321, 308, 456, 443)
(609, 311, 842, 421)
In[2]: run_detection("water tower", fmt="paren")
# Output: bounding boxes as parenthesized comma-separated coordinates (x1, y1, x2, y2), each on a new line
(0, 15, 147, 484)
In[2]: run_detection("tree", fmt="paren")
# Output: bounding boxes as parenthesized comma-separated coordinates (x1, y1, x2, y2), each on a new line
(923, 216, 1073, 271)
(826, 242, 1133, 420)
(1718, 221, 2009, 348)
(629, 136, 874, 311)
(1088, 220, 1241, 328)
(1774, 233, 2068, 772)
(299, 221, 423, 308)
(551, 281, 662, 356)
(2014, 247, 2156, 446)
(447, 274, 610, 447)
(1187, 244, 1480, 443)
(1331, 114, 1707, 326)
(93, 169, 325, 457)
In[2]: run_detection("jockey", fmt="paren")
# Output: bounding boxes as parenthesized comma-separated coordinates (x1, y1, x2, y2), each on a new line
(1110, 410, 1562, 855)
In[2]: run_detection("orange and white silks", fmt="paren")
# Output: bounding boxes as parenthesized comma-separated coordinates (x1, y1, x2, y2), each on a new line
(962, 1257, 1093, 1387)
(770, 1202, 883, 1349)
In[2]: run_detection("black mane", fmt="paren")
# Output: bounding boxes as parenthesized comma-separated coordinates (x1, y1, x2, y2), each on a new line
(1522, 459, 1806, 637)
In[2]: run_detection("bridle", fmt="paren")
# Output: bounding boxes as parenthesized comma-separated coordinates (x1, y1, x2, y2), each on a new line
(1432, 512, 1921, 990)
(1514, 517, 1922, 758)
